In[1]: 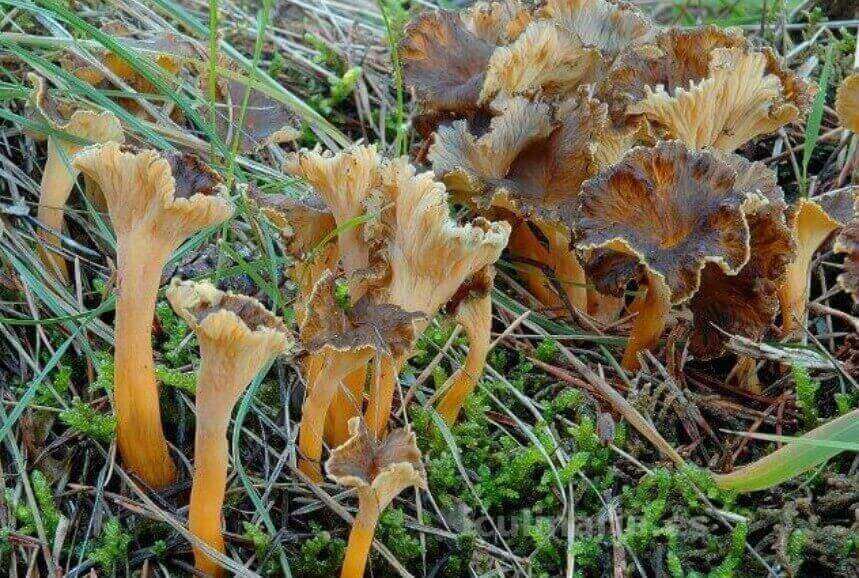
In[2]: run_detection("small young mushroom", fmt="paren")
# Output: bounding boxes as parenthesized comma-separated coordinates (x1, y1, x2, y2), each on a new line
(26, 74, 124, 280)
(778, 187, 856, 333)
(73, 143, 233, 487)
(577, 141, 755, 370)
(166, 279, 292, 578)
(298, 271, 424, 481)
(326, 418, 426, 578)
(435, 267, 495, 424)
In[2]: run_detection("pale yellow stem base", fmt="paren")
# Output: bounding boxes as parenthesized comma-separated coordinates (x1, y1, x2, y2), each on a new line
(325, 365, 367, 447)
(299, 350, 371, 481)
(435, 292, 492, 425)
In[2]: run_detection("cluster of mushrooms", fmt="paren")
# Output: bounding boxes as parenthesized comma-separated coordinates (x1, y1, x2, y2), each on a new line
(401, 0, 859, 375)
(23, 0, 859, 577)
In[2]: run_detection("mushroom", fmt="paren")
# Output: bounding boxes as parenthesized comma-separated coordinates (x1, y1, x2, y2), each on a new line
(577, 141, 755, 369)
(778, 187, 856, 333)
(835, 198, 859, 303)
(166, 279, 292, 578)
(688, 156, 795, 359)
(430, 92, 632, 313)
(72, 143, 233, 487)
(435, 267, 495, 424)
(298, 271, 424, 481)
(26, 74, 124, 280)
(326, 418, 426, 578)
(604, 26, 814, 135)
(361, 158, 510, 435)
(463, 0, 532, 45)
(626, 47, 809, 152)
(835, 73, 859, 134)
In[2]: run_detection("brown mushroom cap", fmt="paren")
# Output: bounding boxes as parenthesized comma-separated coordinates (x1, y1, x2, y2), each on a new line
(252, 190, 336, 258)
(302, 271, 424, 358)
(430, 92, 623, 229)
(26, 73, 123, 147)
(836, 73, 859, 133)
(401, 10, 495, 117)
(688, 157, 794, 359)
(202, 72, 301, 153)
(577, 141, 755, 304)
(167, 278, 292, 357)
(72, 143, 233, 247)
(540, 0, 655, 60)
(479, 21, 601, 103)
(326, 418, 426, 510)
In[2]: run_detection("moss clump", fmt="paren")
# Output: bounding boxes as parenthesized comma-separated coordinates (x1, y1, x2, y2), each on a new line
(59, 398, 116, 442)
(87, 517, 132, 575)
(291, 525, 345, 578)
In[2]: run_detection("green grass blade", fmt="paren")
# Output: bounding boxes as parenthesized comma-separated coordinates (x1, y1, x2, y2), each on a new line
(801, 46, 835, 191)
(714, 409, 859, 492)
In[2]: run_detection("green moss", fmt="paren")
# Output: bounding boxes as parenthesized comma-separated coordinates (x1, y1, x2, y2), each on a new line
(59, 399, 116, 443)
(378, 508, 422, 564)
(88, 517, 132, 575)
(156, 301, 193, 366)
(535, 337, 559, 362)
(90, 351, 115, 393)
(291, 525, 345, 578)
(792, 363, 820, 427)
(154, 365, 197, 395)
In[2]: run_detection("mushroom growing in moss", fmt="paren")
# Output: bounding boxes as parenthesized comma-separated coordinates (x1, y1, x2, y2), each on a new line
(26, 74, 124, 281)
(166, 279, 292, 578)
(577, 141, 755, 369)
(326, 418, 426, 578)
(298, 271, 424, 481)
(435, 267, 495, 424)
(778, 187, 856, 333)
(73, 143, 233, 487)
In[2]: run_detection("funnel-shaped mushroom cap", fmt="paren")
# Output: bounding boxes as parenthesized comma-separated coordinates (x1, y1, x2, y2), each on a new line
(401, 10, 494, 116)
(284, 146, 383, 272)
(578, 141, 755, 303)
(326, 418, 426, 511)
(72, 143, 233, 248)
(688, 157, 794, 358)
(627, 48, 803, 151)
(479, 21, 601, 103)
(252, 190, 336, 258)
(302, 271, 425, 358)
(836, 73, 859, 133)
(166, 279, 292, 394)
(366, 160, 511, 317)
(430, 93, 625, 227)
(26, 73, 123, 148)
(540, 0, 655, 59)
(464, 0, 532, 44)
